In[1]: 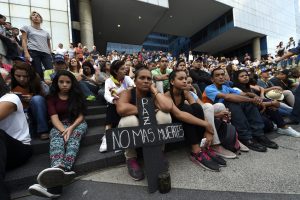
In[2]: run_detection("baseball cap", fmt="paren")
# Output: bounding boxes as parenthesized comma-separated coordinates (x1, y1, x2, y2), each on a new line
(279, 69, 290, 76)
(53, 54, 65, 63)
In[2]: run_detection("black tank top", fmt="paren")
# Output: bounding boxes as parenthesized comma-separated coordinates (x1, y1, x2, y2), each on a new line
(129, 89, 152, 105)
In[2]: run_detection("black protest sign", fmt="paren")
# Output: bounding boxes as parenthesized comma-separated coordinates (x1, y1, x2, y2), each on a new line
(105, 97, 184, 193)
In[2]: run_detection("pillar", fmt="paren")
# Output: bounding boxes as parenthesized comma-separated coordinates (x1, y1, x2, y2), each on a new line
(78, 0, 94, 49)
(252, 37, 261, 60)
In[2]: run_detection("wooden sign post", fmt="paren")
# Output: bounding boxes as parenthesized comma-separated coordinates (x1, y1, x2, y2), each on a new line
(105, 98, 184, 193)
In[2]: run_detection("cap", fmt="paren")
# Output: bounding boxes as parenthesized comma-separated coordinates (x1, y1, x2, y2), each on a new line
(265, 90, 284, 101)
(279, 69, 290, 76)
(53, 54, 65, 63)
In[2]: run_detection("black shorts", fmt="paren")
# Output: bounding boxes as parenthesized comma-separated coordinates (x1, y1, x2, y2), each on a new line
(105, 103, 121, 128)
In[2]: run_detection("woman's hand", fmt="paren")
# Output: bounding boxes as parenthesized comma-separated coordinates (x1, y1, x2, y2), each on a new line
(62, 126, 74, 142)
(150, 83, 158, 94)
(204, 131, 213, 147)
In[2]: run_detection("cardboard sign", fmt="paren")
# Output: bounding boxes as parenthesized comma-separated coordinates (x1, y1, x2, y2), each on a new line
(105, 97, 184, 193)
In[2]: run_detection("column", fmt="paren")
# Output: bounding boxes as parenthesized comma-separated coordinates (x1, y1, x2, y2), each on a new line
(252, 37, 261, 60)
(78, 0, 94, 49)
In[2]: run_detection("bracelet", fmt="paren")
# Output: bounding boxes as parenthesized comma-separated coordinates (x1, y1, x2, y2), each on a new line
(154, 92, 160, 98)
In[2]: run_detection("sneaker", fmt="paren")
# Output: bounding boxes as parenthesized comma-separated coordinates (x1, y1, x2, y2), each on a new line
(254, 135, 278, 149)
(37, 167, 76, 188)
(126, 158, 144, 181)
(240, 139, 267, 152)
(238, 140, 249, 152)
(99, 136, 107, 152)
(28, 184, 61, 198)
(205, 148, 227, 167)
(190, 151, 220, 172)
(277, 127, 300, 137)
(210, 145, 237, 159)
(86, 95, 96, 101)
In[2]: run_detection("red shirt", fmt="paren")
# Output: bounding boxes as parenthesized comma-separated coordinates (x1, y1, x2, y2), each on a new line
(47, 95, 69, 120)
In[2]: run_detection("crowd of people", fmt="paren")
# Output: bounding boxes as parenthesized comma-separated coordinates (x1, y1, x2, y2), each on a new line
(1, 11, 300, 199)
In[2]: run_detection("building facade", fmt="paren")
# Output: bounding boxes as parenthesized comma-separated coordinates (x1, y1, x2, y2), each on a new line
(0, 0, 72, 50)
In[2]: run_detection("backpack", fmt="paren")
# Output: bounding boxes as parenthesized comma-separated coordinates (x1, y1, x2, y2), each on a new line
(214, 119, 240, 152)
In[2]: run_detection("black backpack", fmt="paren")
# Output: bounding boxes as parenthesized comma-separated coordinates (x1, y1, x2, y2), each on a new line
(214, 119, 240, 152)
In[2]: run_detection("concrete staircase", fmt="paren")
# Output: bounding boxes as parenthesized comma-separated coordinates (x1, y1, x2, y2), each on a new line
(5, 101, 126, 193)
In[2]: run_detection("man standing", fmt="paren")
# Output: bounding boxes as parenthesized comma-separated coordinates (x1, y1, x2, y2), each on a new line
(203, 68, 278, 152)
(151, 55, 172, 93)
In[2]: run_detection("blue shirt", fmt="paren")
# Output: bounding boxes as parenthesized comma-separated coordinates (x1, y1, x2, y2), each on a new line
(204, 84, 241, 103)
(289, 44, 300, 55)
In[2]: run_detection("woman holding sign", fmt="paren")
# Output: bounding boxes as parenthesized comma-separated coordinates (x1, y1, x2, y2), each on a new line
(116, 67, 218, 180)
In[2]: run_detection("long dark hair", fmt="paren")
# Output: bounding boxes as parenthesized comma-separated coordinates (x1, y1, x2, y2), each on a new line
(232, 69, 251, 92)
(0, 74, 9, 98)
(11, 60, 43, 95)
(49, 70, 86, 121)
(169, 70, 185, 106)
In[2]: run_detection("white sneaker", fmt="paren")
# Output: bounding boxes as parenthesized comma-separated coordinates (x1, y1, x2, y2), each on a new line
(238, 140, 249, 152)
(28, 184, 61, 198)
(211, 145, 237, 159)
(278, 127, 300, 137)
(99, 136, 107, 152)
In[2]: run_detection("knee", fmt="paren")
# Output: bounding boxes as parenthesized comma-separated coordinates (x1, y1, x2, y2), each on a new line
(156, 111, 172, 124)
(30, 95, 45, 105)
(213, 103, 226, 113)
(118, 115, 139, 128)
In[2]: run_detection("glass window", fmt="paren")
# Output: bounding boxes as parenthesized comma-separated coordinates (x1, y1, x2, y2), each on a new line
(0, 3, 9, 16)
(0, 0, 8, 2)
(10, 17, 30, 29)
(31, 7, 50, 21)
(31, 0, 49, 8)
(9, 0, 30, 5)
(10, 4, 30, 18)
(51, 22, 69, 49)
(50, 10, 68, 23)
(50, 0, 67, 11)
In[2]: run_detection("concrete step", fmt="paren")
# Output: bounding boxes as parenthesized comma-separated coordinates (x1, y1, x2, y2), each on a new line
(31, 126, 106, 155)
(86, 105, 107, 116)
(85, 114, 106, 127)
(5, 144, 125, 193)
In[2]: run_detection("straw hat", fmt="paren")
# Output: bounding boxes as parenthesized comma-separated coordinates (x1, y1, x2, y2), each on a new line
(265, 90, 284, 101)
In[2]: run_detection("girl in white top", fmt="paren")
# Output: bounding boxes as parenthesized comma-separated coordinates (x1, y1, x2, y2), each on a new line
(0, 75, 32, 200)
(100, 60, 134, 152)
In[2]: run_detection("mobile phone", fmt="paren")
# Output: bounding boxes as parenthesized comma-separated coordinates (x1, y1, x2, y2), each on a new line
(200, 138, 207, 147)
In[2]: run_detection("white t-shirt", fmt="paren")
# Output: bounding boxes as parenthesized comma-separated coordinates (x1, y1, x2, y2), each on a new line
(56, 48, 67, 55)
(104, 76, 135, 104)
(0, 94, 31, 144)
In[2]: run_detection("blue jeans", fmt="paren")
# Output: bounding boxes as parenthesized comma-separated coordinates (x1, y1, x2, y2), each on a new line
(29, 50, 53, 80)
(291, 86, 300, 122)
(224, 101, 264, 140)
(79, 81, 94, 97)
(29, 95, 49, 135)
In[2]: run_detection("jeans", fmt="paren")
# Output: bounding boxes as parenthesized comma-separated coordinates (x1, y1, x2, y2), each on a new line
(29, 50, 53, 80)
(28, 95, 49, 135)
(291, 85, 300, 122)
(0, 129, 32, 200)
(224, 101, 264, 140)
(79, 81, 94, 97)
(278, 103, 293, 116)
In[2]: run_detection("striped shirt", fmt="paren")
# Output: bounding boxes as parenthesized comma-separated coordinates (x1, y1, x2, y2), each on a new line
(20, 25, 51, 54)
